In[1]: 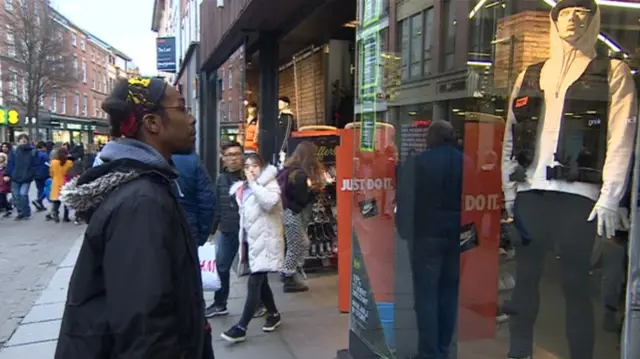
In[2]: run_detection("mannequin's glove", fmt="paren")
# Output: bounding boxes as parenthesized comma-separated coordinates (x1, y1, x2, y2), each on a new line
(587, 203, 620, 239)
(617, 207, 631, 231)
(504, 200, 515, 218)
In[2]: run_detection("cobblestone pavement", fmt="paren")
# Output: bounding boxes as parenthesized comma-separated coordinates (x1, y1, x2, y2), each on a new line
(0, 192, 84, 347)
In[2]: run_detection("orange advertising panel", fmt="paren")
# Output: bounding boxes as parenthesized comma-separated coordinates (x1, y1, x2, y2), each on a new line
(458, 113, 504, 340)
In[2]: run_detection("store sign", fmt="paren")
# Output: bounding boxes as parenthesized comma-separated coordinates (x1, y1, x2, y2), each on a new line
(0, 108, 21, 126)
(288, 135, 340, 165)
(156, 37, 177, 73)
(437, 79, 466, 94)
(340, 178, 393, 192)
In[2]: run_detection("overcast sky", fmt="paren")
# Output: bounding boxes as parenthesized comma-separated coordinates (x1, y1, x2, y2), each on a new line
(52, 0, 158, 76)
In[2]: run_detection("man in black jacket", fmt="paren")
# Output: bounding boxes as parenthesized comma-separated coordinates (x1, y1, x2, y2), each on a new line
(205, 141, 243, 318)
(54, 77, 213, 359)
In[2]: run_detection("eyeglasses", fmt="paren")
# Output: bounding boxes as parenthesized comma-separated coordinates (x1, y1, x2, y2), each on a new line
(223, 152, 243, 158)
(161, 105, 191, 115)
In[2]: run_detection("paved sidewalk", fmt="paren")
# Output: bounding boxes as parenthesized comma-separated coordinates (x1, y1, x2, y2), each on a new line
(0, 235, 349, 359)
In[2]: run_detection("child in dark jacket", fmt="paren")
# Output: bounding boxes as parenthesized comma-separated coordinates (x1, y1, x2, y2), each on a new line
(0, 153, 11, 217)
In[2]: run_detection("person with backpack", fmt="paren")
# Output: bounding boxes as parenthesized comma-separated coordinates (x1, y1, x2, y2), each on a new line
(277, 141, 324, 292)
(5, 134, 39, 220)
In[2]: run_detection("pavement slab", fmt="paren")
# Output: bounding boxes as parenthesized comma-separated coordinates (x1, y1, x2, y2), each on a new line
(0, 192, 84, 346)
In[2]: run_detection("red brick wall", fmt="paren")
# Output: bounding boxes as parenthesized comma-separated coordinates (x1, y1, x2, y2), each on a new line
(278, 51, 325, 128)
(243, 51, 325, 128)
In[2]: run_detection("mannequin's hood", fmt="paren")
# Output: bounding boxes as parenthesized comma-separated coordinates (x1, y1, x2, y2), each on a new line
(547, 2, 600, 95)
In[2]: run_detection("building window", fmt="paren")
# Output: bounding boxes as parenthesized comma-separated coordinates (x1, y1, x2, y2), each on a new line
(400, 19, 409, 80)
(399, 7, 434, 80)
(82, 60, 87, 83)
(442, 0, 456, 71)
(51, 92, 57, 112)
(71, 33, 77, 46)
(6, 25, 15, 57)
(61, 92, 66, 113)
(423, 8, 434, 75)
(22, 77, 27, 102)
(221, 70, 226, 91)
(82, 94, 87, 115)
(5, 0, 13, 12)
(409, 12, 423, 78)
(9, 71, 17, 98)
(228, 98, 232, 122)
(73, 56, 78, 74)
(80, 39, 85, 51)
(91, 74, 95, 90)
(228, 69, 233, 89)
(39, 92, 44, 107)
(239, 101, 243, 122)
(94, 97, 98, 117)
(74, 92, 79, 115)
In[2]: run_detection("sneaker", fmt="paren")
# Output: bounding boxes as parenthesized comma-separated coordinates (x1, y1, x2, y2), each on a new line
(74, 219, 82, 225)
(2, 211, 11, 218)
(221, 325, 246, 343)
(253, 305, 267, 318)
(62, 217, 71, 223)
(205, 304, 228, 318)
(262, 313, 281, 332)
(14, 214, 26, 221)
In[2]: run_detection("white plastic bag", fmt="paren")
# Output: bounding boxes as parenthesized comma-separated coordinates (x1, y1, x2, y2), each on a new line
(198, 243, 221, 291)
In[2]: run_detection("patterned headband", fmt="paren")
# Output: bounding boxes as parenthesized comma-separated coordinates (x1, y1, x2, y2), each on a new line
(119, 77, 167, 137)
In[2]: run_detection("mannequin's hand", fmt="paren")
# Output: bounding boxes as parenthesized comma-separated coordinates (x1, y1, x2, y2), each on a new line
(504, 200, 515, 218)
(587, 204, 619, 239)
(617, 207, 631, 231)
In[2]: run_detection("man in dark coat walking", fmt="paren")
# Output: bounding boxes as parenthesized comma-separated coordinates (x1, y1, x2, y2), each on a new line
(172, 152, 216, 246)
(54, 77, 214, 359)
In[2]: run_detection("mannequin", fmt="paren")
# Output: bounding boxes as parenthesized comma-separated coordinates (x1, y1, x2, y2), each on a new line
(501, 1, 637, 358)
(244, 102, 259, 153)
(275, 96, 296, 167)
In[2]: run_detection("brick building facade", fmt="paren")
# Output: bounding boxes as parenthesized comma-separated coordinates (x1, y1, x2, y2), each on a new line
(0, 0, 131, 143)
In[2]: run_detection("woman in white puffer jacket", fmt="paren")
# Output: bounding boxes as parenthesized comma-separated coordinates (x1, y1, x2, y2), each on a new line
(221, 152, 285, 344)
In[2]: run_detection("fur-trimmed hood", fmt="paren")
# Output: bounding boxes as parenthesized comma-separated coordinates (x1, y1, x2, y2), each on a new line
(60, 139, 177, 215)
(229, 164, 278, 196)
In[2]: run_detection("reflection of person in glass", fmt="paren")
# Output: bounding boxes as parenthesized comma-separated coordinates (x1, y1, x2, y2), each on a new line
(396, 120, 463, 359)
(501, 1, 637, 358)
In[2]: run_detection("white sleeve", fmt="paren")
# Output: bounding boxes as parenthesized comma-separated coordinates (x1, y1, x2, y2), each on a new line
(249, 180, 281, 212)
(502, 71, 526, 202)
(598, 60, 638, 210)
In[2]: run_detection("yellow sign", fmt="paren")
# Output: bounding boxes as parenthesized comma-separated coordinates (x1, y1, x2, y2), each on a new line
(0, 108, 6, 125)
(7, 109, 19, 125)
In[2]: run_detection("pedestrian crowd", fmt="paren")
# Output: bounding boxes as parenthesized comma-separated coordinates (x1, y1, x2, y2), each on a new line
(0, 137, 101, 223)
(0, 76, 330, 358)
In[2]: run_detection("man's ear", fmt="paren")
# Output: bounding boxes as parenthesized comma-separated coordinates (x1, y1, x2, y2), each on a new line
(141, 113, 163, 135)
